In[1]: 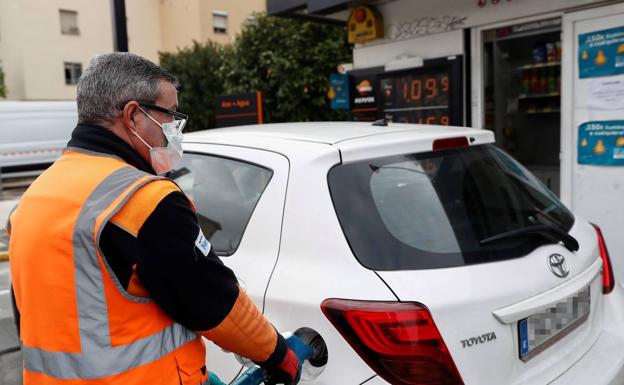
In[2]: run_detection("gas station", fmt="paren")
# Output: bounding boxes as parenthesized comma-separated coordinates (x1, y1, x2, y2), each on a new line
(269, 0, 624, 283)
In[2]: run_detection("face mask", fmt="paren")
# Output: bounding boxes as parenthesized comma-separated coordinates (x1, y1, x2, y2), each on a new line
(132, 108, 186, 175)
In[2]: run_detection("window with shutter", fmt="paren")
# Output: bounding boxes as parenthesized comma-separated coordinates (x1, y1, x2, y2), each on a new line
(212, 12, 228, 34)
(60, 10, 80, 35)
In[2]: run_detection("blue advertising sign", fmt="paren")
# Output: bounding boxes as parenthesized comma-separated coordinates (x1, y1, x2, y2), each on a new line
(578, 26, 624, 78)
(578, 121, 624, 166)
(329, 73, 349, 110)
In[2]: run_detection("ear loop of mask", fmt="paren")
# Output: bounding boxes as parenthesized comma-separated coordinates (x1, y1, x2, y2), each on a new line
(139, 107, 166, 129)
(130, 128, 153, 150)
(129, 107, 157, 150)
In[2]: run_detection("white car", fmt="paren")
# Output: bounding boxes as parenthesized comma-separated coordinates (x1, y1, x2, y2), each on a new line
(173, 122, 624, 385)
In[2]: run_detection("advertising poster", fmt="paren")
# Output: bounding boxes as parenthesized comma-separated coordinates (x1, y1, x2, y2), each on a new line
(578, 26, 624, 78)
(328, 73, 349, 110)
(578, 121, 624, 166)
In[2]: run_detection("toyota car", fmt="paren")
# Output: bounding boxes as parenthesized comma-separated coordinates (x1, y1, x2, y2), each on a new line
(171, 122, 624, 385)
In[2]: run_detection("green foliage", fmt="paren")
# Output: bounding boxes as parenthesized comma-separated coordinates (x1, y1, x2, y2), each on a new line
(0, 67, 7, 99)
(160, 13, 351, 131)
(221, 14, 351, 123)
(160, 41, 226, 131)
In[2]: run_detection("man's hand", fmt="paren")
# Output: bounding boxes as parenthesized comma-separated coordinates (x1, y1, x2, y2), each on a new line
(263, 347, 301, 385)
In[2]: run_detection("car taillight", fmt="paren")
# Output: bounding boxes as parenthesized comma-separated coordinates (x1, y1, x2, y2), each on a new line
(432, 137, 469, 151)
(321, 299, 464, 385)
(592, 223, 615, 294)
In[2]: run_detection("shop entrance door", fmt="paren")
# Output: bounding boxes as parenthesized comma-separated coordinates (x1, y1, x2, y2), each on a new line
(561, 2, 624, 282)
(481, 17, 562, 195)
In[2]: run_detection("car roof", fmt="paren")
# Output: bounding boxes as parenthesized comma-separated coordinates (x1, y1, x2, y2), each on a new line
(183, 122, 495, 162)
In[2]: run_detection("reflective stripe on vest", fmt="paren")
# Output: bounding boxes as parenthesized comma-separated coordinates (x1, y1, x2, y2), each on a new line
(22, 165, 196, 379)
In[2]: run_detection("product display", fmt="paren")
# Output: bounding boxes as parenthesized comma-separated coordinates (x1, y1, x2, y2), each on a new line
(483, 18, 562, 195)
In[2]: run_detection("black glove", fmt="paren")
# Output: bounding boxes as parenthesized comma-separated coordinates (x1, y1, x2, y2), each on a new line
(263, 347, 301, 385)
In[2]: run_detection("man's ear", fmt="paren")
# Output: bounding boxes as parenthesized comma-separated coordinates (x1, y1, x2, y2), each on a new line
(122, 101, 140, 132)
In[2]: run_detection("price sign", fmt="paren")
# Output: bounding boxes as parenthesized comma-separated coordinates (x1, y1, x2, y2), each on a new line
(378, 57, 462, 126)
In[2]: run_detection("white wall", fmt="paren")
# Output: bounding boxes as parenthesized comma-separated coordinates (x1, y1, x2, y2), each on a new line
(561, 4, 624, 283)
(352, 0, 605, 69)
(0, 1, 26, 99)
(353, 29, 463, 68)
(126, 0, 162, 64)
(0, 0, 114, 101)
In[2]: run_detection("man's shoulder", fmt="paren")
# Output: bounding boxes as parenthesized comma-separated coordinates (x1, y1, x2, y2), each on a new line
(110, 179, 189, 237)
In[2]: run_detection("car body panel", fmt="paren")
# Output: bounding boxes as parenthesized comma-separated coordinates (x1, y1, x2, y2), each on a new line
(376, 217, 604, 385)
(180, 123, 624, 384)
(184, 121, 418, 145)
(181, 142, 290, 382)
(336, 125, 494, 163)
(260, 140, 396, 384)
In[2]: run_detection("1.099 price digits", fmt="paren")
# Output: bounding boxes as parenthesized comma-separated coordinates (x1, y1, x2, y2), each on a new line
(402, 76, 449, 103)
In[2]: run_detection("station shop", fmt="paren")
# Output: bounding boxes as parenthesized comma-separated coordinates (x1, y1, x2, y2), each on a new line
(269, 0, 624, 281)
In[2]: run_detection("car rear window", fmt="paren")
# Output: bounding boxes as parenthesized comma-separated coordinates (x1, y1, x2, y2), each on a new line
(328, 144, 574, 270)
(170, 153, 272, 256)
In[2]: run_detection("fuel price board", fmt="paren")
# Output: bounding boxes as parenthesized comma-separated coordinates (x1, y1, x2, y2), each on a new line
(378, 56, 463, 126)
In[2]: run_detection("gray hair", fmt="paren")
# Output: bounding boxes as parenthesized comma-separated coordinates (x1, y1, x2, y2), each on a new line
(77, 52, 178, 124)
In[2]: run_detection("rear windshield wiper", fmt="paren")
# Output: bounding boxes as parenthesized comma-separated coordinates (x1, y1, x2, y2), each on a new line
(480, 224, 579, 252)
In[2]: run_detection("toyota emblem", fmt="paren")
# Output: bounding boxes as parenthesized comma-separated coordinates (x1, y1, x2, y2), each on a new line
(548, 254, 569, 278)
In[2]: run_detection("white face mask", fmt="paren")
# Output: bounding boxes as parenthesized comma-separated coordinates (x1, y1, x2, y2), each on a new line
(131, 107, 186, 175)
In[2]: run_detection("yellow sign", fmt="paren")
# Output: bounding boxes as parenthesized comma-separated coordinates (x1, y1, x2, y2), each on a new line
(347, 6, 383, 44)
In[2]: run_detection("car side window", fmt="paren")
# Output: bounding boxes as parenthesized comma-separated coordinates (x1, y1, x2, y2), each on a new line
(169, 153, 273, 256)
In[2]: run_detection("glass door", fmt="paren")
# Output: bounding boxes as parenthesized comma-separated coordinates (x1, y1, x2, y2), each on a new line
(483, 18, 562, 195)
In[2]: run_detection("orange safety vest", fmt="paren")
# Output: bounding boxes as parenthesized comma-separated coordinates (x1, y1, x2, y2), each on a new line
(9, 148, 208, 385)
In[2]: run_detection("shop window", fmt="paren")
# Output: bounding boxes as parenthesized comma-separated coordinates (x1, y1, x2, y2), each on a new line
(482, 17, 562, 195)
(213, 11, 228, 34)
(60, 10, 80, 35)
(64, 62, 82, 85)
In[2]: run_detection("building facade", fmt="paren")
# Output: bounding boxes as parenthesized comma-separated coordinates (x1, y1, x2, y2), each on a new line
(0, 0, 264, 100)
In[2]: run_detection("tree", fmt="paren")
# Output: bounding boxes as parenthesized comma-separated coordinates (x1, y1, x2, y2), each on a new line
(160, 41, 226, 131)
(222, 14, 351, 123)
(0, 67, 7, 99)
(159, 13, 352, 131)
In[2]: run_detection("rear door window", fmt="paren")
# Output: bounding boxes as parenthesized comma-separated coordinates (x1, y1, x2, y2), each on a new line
(328, 144, 574, 270)
(170, 153, 272, 256)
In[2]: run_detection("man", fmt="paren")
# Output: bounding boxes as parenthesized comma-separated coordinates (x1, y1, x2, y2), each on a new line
(7, 52, 301, 385)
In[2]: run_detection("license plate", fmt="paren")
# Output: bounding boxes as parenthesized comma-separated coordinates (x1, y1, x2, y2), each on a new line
(518, 286, 591, 362)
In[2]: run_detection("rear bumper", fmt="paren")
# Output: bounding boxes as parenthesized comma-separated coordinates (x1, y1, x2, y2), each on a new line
(549, 283, 624, 385)
(359, 284, 624, 385)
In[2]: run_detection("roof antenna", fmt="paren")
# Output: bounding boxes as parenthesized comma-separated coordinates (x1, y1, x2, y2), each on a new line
(372, 119, 388, 127)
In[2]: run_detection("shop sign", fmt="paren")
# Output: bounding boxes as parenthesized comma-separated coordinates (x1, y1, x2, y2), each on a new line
(215, 92, 263, 128)
(349, 67, 383, 122)
(579, 26, 624, 78)
(578, 121, 624, 166)
(348, 6, 384, 44)
(328, 73, 350, 110)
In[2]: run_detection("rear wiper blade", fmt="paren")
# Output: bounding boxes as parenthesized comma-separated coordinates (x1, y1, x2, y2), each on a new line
(480, 224, 579, 252)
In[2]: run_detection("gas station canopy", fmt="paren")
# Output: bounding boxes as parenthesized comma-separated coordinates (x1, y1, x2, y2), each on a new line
(267, 0, 379, 23)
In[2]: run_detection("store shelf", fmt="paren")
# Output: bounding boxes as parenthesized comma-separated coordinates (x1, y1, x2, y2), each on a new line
(518, 92, 560, 99)
(494, 26, 561, 42)
(517, 62, 561, 70)
(509, 109, 561, 115)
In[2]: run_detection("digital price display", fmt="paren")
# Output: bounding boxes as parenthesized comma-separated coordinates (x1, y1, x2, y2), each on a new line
(378, 57, 462, 126)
